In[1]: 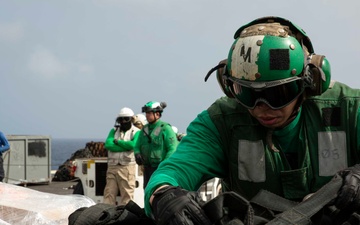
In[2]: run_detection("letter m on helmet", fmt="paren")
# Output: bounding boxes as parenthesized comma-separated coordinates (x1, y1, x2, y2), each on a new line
(240, 46, 251, 63)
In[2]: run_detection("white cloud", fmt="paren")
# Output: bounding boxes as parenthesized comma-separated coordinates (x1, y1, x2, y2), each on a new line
(28, 46, 94, 78)
(28, 46, 69, 78)
(0, 21, 24, 42)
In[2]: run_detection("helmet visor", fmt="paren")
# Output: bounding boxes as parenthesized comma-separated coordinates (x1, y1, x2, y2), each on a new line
(229, 77, 304, 110)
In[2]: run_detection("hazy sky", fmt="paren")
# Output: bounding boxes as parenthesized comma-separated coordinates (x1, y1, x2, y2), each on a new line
(1, 0, 359, 139)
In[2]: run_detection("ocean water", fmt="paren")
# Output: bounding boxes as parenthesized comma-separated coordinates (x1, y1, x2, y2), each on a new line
(51, 138, 104, 170)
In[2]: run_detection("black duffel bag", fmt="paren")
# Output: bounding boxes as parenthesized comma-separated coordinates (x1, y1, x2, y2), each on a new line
(68, 200, 155, 225)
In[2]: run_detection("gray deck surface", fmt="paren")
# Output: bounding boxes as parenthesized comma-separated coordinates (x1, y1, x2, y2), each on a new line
(25, 180, 79, 195)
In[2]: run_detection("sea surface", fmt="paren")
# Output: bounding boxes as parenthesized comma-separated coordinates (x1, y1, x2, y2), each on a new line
(51, 138, 104, 170)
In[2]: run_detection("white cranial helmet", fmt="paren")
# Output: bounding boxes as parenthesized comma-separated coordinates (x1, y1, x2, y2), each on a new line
(133, 113, 147, 125)
(118, 107, 134, 117)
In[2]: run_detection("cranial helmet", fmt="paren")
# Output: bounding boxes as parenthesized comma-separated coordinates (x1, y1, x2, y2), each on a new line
(114, 107, 134, 128)
(133, 113, 147, 126)
(118, 107, 134, 117)
(205, 16, 331, 105)
(142, 101, 167, 113)
(230, 26, 303, 82)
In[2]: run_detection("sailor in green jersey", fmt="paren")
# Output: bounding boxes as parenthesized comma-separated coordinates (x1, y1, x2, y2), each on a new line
(144, 16, 360, 224)
(134, 101, 178, 189)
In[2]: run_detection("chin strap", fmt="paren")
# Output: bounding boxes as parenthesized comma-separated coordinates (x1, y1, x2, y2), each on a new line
(266, 129, 279, 152)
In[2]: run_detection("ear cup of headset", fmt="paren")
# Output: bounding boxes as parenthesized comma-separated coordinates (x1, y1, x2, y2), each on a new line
(304, 54, 331, 96)
(216, 59, 235, 98)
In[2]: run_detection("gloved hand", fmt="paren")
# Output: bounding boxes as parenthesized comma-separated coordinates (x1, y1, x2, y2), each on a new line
(151, 186, 212, 225)
(113, 139, 118, 144)
(135, 153, 143, 165)
(334, 164, 360, 210)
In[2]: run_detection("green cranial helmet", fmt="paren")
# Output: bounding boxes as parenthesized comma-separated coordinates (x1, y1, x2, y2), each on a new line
(227, 17, 308, 83)
(204, 16, 331, 101)
(142, 101, 167, 113)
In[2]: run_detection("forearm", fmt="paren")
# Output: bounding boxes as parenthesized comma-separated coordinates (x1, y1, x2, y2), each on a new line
(144, 173, 179, 217)
(0, 135, 10, 152)
(145, 111, 227, 216)
(104, 129, 116, 148)
(115, 140, 135, 151)
(115, 132, 140, 150)
(144, 150, 221, 216)
(0, 144, 9, 152)
(104, 129, 126, 152)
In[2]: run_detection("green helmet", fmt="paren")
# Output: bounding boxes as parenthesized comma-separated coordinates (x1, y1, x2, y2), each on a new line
(142, 101, 167, 113)
(219, 16, 331, 110)
(204, 16, 331, 110)
(227, 20, 305, 83)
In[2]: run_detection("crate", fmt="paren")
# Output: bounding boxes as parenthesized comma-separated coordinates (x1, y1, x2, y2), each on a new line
(3, 135, 51, 185)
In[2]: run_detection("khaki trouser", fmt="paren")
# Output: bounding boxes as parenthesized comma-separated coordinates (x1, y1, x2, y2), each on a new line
(103, 164, 135, 206)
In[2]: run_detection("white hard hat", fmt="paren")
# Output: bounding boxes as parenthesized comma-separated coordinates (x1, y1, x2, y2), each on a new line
(134, 113, 147, 125)
(118, 107, 134, 117)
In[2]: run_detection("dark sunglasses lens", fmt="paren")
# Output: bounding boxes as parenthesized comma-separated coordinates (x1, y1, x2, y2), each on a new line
(232, 80, 302, 109)
(117, 117, 131, 122)
(265, 81, 300, 108)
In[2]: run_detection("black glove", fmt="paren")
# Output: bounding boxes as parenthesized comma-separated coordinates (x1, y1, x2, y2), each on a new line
(135, 153, 143, 165)
(152, 186, 212, 225)
(335, 164, 360, 210)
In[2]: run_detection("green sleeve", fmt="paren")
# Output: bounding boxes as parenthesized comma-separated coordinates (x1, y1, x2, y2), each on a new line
(144, 110, 227, 217)
(162, 124, 179, 159)
(104, 128, 137, 152)
(115, 131, 140, 150)
(104, 128, 117, 151)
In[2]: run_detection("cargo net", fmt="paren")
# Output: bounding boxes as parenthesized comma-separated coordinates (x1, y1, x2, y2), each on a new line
(52, 141, 106, 181)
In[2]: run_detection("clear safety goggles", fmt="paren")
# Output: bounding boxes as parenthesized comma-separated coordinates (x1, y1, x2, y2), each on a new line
(228, 76, 305, 110)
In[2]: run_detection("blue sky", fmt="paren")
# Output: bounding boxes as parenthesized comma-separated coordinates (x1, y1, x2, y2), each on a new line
(1, 0, 359, 139)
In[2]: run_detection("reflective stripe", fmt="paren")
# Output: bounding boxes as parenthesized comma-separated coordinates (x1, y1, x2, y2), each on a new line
(238, 139, 266, 182)
(318, 131, 347, 176)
